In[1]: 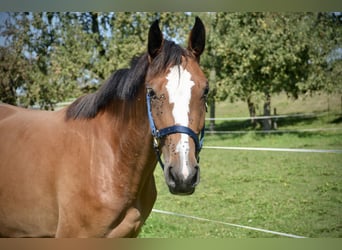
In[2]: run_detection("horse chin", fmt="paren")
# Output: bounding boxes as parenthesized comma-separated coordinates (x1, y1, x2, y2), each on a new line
(168, 186, 196, 196)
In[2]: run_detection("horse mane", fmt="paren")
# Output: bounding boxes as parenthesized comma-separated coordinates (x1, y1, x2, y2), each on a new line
(66, 40, 189, 120)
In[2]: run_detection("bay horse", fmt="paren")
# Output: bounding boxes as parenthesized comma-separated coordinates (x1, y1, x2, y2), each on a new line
(0, 17, 208, 237)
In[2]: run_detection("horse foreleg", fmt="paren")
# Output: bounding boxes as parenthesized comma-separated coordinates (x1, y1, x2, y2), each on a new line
(105, 207, 143, 238)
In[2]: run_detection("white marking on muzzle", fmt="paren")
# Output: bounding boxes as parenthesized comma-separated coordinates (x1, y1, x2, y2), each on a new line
(166, 65, 194, 178)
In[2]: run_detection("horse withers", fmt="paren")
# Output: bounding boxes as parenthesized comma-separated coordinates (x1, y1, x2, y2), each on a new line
(0, 17, 207, 237)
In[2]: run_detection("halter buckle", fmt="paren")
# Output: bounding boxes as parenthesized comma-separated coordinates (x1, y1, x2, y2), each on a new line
(153, 137, 159, 149)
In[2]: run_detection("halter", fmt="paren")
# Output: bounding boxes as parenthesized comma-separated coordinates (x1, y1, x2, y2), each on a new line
(146, 88, 205, 170)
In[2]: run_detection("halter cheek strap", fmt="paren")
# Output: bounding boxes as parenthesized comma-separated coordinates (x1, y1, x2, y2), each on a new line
(146, 90, 205, 170)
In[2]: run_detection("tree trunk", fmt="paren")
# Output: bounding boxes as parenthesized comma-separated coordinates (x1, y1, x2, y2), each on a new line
(262, 93, 272, 131)
(273, 107, 277, 130)
(209, 68, 216, 132)
(209, 99, 215, 132)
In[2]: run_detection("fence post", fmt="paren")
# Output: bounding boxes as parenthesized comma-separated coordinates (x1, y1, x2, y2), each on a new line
(209, 68, 216, 132)
(273, 107, 277, 130)
(262, 93, 272, 131)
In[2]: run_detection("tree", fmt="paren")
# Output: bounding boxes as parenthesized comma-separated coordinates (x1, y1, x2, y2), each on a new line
(0, 12, 195, 109)
(195, 12, 223, 131)
(0, 12, 83, 109)
(1, 12, 340, 114)
(0, 13, 37, 107)
(304, 13, 342, 95)
(0, 46, 33, 105)
(207, 12, 342, 130)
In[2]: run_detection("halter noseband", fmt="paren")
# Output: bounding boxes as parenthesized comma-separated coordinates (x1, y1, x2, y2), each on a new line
(146, 88, 205, 170)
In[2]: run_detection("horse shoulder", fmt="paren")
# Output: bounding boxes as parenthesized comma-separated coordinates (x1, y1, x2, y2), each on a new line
(105, 174, 157, 238)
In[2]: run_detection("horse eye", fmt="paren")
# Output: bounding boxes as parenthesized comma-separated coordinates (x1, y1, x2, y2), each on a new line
(147, 88, 156, 97)
(203, 86, 209, 98)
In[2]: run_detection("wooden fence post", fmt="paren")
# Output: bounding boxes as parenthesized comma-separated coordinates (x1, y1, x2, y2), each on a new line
(273, 107, 277, 130)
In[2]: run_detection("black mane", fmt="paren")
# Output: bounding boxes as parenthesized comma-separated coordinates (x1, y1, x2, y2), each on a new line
(66, 40, 188, 120)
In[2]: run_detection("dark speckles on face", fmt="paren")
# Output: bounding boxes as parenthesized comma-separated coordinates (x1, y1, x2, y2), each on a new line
(163, 137, 177, 157)
(151, 94, 166, 117)
(165, 137, 177, 156)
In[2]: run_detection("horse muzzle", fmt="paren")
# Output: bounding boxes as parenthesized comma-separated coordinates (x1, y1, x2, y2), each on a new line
(164, 164, 200, 195)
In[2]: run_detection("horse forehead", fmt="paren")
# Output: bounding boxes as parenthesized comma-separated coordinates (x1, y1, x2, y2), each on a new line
(183, 57, 206, 82)
(166, 65, 195, 126)
(164, 60, 205, 86)
(166, 65, 194, 87)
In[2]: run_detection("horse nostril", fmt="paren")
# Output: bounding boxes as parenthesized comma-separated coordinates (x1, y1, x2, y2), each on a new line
(191, 166, 200, 187)
(166, 166, 176, 188)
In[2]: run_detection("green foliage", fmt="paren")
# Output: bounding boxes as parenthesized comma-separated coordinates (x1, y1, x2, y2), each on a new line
(0, 12, 193, 109)
(0, 12, 340, 111)
(197, 12, 341, 130)
(204, 12, 341, 103)
(0, 46, 33, 105)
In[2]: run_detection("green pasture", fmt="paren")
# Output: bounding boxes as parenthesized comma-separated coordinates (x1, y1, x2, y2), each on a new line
(140, 93, 342, 238)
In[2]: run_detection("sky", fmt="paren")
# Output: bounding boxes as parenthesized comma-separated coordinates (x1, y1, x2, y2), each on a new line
(0, 12, 10, 46)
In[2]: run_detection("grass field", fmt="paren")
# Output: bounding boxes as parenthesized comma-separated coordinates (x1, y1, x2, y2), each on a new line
(139, 92, 342, 238)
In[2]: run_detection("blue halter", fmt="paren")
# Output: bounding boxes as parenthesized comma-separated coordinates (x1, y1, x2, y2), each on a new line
(146, 88, 205, 170)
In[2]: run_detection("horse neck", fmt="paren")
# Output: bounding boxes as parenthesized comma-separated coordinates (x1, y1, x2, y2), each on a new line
(109, 85, 150, 136)
(102, 84, 157, 176)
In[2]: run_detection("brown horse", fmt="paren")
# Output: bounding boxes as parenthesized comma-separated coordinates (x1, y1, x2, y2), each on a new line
(0, 17, 207, 237)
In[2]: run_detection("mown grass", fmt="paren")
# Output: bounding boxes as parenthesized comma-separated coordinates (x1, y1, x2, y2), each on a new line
(140, 92, 342, 238)
(140, 134, 342, 238)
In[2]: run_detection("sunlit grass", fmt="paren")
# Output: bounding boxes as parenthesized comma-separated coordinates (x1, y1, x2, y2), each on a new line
(141, 144, 342, 238)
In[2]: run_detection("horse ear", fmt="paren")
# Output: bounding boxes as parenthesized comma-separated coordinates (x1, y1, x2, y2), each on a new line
(148, 19, 163, 60)
(188, 17, 206, 59)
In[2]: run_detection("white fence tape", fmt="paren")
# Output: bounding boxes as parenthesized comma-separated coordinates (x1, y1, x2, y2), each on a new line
(152, 209, 306, 238)
(203, 146, 342, 154)
(206, 127, 342, 134)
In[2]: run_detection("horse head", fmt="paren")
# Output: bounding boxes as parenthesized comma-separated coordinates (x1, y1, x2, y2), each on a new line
(146, 17, 208, 195)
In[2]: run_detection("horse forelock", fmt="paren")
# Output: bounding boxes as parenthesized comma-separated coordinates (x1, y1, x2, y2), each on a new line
(148, 40, 189, 76)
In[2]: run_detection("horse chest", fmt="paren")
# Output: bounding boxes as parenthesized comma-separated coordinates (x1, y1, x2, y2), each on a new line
(54, 168, 155, 238)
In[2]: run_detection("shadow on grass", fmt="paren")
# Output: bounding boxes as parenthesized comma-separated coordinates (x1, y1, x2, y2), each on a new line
(208, 114, 320, 131)
(331, 114, 342, 124)
(204, 113, 340, 140)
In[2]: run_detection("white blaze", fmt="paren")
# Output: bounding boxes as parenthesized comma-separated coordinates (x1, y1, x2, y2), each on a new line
(165, 65, 194, 178)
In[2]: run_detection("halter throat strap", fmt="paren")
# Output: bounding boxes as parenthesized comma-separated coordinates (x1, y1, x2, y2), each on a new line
(146, 91, 205, 170)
